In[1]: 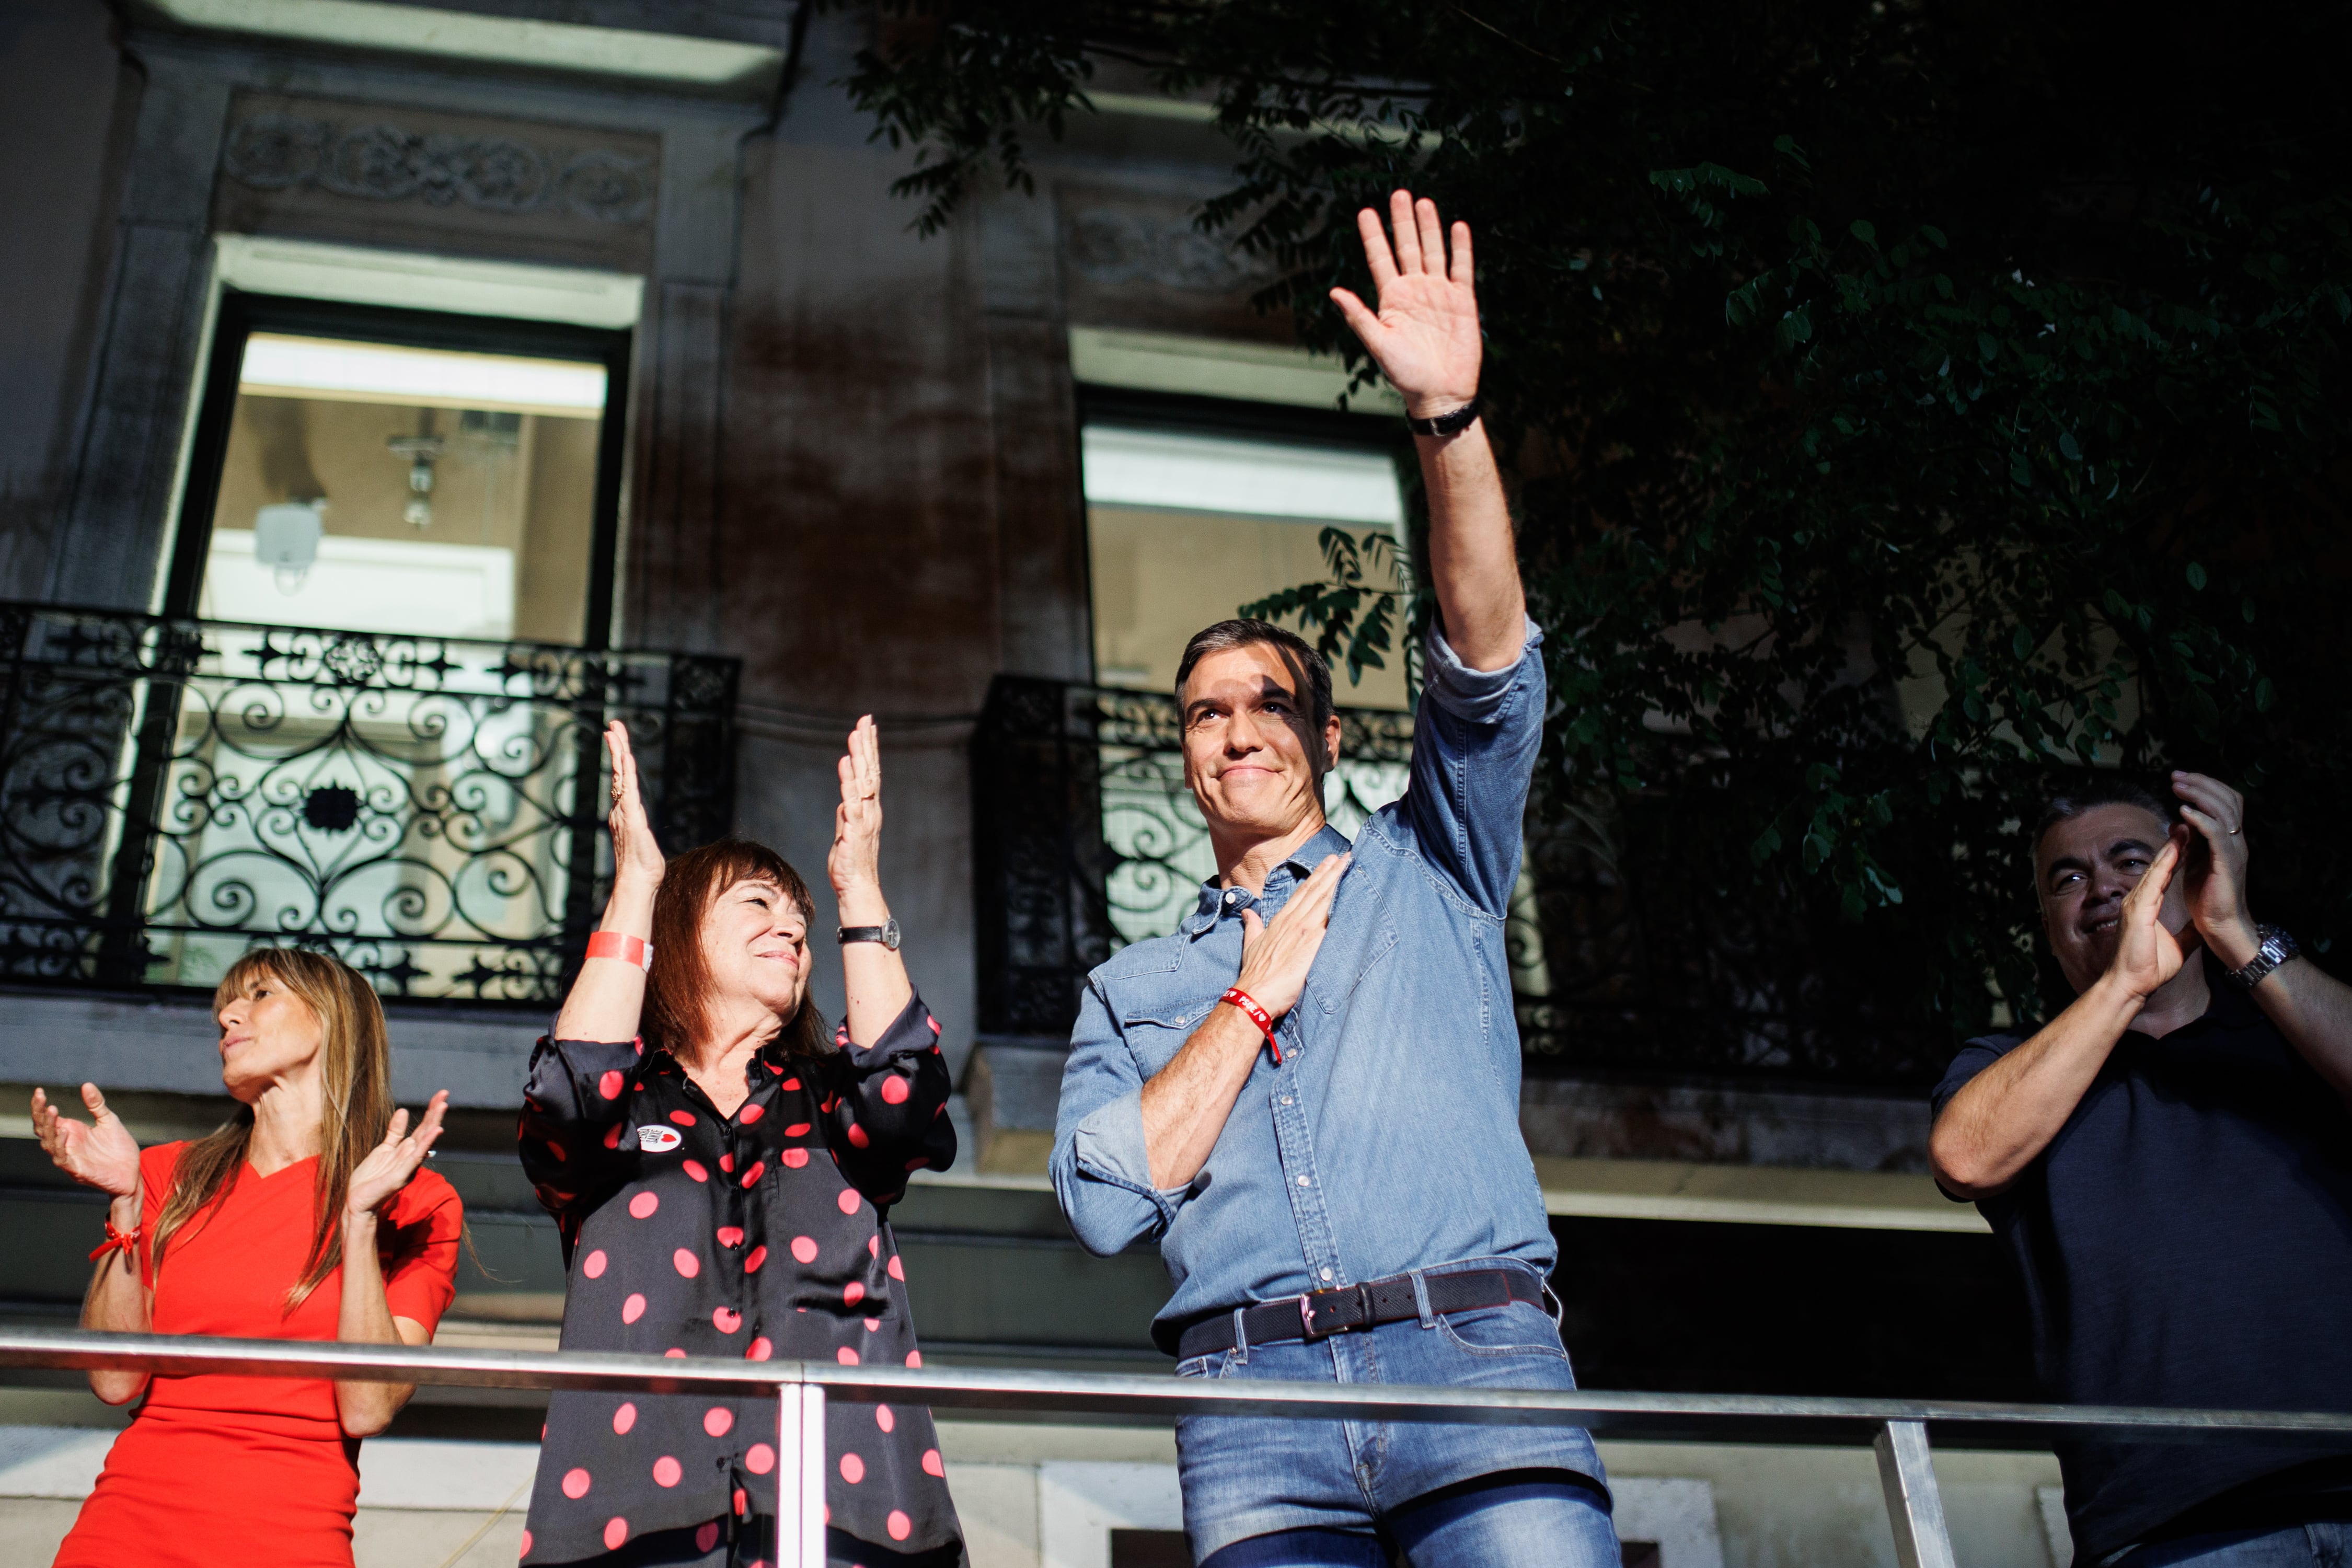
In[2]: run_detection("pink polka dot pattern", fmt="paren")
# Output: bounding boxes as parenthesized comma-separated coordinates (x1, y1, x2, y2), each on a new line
(546, 1141, 567, 1163)
(673, 1248, 700, 1278)
(921, 1449, 944, 1478)
(840, 1452, 866, 1484)
(868, 1236, 880, 1258)
(780, 1077, 801, 1091)
(561, 1468, 591, 1500)
(834, 1187, 863, 1217)
(696, 1524, 721, 1554)
(621, 1294, 645, 1324)
(612, 1402, 636, 1434)
(790, 1235, 818, 1264)
(582, 1249, 607, 1279)
(880, 1075, 910, 1105)
(864, 1317, 882, 1332)
(518, 1530, 532, 1559)
(784, 1123, 811, 1137)
(663, 1348, 686, 1358)
(846, 1123, 870, 1149)
(844, 1280, 866, 1306)
(738, 1103, 764, 1124)
(713, 1306, 741, 1333)
(887, 1254, 906, 1281)
(719, 1152, 734, 1173)
(739, 1160, 764, 1187)
(603, 1517, 629, 1550)
(906, 1350, 923, 1368)
(781, 1148, 809, 1169)
(716, 1226, 743, 1248)
(875, 1404, 895, 1433)
(602, 1125, 622, 1149)
(652, 1456, 681, 1488)
(628, 1191, 658, 1219)
(704, 1405, 734, 1437)
(746, 1336, 773, 1361)
(682, 1159, 708, 1183)
(667, 1110, 695, 1127)
(597, 1070, 625, 1100)
(745, 1444, 775, 1475)
(887, 1510, 913, 1542)
(837, 1346, 860, 1365)
(744, 1243, 768, 1273)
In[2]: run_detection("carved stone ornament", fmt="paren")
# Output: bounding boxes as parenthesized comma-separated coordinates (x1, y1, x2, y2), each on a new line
(222, 114, 654, 225)
(1067, 207, 1277, 293)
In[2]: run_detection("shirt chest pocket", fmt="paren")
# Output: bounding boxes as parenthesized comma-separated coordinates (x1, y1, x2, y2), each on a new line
(1118, 1006, 1208, 1077)
(1309, 918, 1399, 1014)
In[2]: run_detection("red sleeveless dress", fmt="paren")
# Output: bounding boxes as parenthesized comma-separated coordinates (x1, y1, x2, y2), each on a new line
(53, 1144, 462, 1568)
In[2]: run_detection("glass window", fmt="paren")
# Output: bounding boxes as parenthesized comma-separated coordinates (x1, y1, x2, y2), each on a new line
(199, 332, 608, 643)
(1081, 422, 1410, 709)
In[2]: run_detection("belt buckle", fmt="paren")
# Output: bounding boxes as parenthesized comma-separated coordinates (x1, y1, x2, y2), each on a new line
(1298, 1283, 1369, 1342)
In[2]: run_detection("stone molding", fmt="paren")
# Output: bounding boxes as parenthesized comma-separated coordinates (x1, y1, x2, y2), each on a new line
(221, 112, 655, 226)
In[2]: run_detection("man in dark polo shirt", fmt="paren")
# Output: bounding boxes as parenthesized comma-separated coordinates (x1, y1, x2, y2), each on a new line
(1931, 772, 2352, 1566)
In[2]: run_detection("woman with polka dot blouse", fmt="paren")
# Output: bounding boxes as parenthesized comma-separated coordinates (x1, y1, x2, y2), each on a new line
(517, 717, 961, 1568)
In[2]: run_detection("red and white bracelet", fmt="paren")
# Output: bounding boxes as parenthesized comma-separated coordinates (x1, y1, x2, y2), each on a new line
(1220, 986, 1282, 1065)
(585, 931, 653, 971)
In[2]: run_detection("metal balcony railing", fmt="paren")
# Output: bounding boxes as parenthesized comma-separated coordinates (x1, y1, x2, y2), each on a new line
(0, 603, 737, 1001)
(7, 1329, 2352, 1568)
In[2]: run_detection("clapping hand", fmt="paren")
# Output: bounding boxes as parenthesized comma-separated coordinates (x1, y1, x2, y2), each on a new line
(1329, 190, 1482, 421)
(2171, 771, 2259, 966)
(31, 1084, 140, 1199)
(828, 715, 885, 900)
(345, 1092, 449, 1219)
(605, 721, 664, 891)
(2109, 829, 2195, 1000)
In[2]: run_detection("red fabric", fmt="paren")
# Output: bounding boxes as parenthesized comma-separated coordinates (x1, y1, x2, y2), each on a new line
(54, 1142, 463, 1568)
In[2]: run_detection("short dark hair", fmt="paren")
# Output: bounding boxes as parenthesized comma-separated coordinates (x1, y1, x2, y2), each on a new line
(2031, 776, 2174, 859)
(1174, 617, 1336, 742)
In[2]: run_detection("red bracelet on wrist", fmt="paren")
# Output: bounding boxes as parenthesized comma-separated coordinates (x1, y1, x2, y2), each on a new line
(89, 1219, 140, 1262)
(585, 931, 653, 971)
(1220, 987, 1283, 1065)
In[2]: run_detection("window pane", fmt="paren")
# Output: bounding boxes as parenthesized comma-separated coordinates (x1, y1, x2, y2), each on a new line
(200, 332, 605, 644)
(1082, 422, 1409, 710)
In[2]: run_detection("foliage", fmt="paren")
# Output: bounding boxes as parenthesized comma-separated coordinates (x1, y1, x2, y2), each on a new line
(839, 0, 2352, 1072)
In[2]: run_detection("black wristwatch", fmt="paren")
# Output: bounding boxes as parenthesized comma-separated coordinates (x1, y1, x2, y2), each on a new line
(838, 918, 901, 951)
(2224, 924, 2298, 989)
(1405, 396, 1481, 437)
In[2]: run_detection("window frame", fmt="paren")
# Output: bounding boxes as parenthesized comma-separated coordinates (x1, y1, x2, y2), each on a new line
(164, 291, 635, 649)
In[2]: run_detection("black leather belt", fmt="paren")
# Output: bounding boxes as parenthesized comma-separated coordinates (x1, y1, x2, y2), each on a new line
(1177, 1267, 1546, 1361)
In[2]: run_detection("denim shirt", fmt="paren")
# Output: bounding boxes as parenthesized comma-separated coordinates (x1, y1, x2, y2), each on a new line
(1052, 620, 1554, 1352)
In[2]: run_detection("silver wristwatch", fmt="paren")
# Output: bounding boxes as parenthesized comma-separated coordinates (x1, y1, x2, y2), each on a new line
(837, 918, 901, 951)
(2224, 924, 2299, 989)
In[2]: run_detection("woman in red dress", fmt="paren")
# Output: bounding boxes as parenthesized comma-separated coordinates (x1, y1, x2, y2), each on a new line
(31, 948, 463, 1568)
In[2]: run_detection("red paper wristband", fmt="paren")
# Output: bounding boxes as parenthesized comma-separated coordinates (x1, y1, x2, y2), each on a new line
(1220, 986, 1282, 1065)
(89, 1220, 139, 1262)
(585, 931, 653, 971)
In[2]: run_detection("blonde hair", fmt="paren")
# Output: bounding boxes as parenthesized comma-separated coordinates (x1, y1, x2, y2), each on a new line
(152, 948, 396, 1309)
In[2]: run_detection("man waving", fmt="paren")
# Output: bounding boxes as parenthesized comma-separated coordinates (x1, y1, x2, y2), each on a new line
(1053, 192, 1619, 1567)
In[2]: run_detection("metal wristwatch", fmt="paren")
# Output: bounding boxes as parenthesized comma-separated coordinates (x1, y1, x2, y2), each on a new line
(837, 918, 901, 951)
(2224, 924, 2299, 989)
(1405, 396, 1481, 437)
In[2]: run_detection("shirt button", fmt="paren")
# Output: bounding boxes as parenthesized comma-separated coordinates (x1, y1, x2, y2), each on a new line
(1296, 1174, 1312, 1187)
(1281, 1097, 1293, 1106)
(1320, 1266, 1334, 1282)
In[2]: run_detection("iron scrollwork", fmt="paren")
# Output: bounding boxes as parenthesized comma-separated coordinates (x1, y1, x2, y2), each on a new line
(0, 604, 737, 1002)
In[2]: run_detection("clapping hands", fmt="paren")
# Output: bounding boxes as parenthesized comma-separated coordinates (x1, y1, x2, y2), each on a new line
(345, 1092, 449, 1220)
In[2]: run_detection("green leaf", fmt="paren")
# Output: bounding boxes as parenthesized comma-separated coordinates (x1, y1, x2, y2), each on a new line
(1850, 218, 1877, 246)
(2186, 561, 2208, 590)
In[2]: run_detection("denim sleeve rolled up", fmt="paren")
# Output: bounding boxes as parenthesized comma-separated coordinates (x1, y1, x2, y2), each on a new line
(1052, 620, 1556, 1353)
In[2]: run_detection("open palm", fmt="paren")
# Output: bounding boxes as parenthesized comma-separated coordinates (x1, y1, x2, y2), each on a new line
(347, 1093, 449, 1217)
(31, 1083, 141, 1198)
(1330, 189, 1482, 417)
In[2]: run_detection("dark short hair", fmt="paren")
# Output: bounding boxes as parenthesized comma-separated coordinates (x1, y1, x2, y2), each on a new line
(1174, 619, 1335, 743)
(2031, 776, 2174, 859)
(644, 838, 829, 1058)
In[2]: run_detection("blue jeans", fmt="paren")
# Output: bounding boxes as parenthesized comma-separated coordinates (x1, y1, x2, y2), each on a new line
(2116, 1523, 2352, 1566)
(1174, 1258, 1617, 1565)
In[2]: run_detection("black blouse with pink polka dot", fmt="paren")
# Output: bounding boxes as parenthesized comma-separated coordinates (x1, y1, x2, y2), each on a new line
(516, 994, 961, 1564)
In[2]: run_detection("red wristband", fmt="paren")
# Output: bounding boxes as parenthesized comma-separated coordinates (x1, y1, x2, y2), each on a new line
(586, 931, 653, 971)
(1220, 987, 1282, 1065)
(89, 1220, 139, 1263)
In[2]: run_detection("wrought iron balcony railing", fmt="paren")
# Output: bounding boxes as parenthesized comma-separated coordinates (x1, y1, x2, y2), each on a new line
(970, 674, 1949, 1085)
(0, 602, 737, 1002)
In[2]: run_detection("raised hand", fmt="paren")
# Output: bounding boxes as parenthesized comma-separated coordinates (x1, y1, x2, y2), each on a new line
(605, 721, 664, 891)
(1329, 190, 1481, 419)
(32, 1084, 141, 1198)
(828, 715, 884, 900)
(1235, 854, 1352, 1020)
(346, 1092, 448, 1219)
(2172, 771, 2259, 965)
(2109, 829, 2193, 1000)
